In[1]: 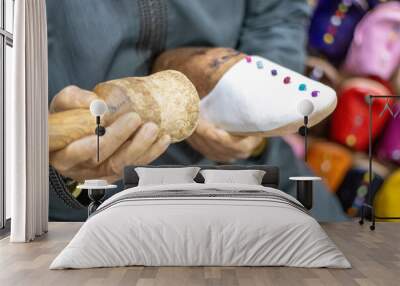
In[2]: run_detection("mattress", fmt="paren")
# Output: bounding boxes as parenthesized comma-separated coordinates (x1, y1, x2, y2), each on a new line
(50, 183, 351, 269)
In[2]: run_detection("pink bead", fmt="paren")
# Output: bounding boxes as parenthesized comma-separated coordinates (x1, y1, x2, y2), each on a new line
(245, 56, 252, 63)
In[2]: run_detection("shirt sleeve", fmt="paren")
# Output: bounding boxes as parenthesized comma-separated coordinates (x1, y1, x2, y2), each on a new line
(237, 0, 311, 73)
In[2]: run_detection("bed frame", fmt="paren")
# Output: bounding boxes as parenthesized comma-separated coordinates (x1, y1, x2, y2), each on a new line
(123, 165, 280, 189)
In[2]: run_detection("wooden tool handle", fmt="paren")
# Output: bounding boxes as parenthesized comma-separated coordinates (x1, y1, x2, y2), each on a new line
(49, 109, 96, 152)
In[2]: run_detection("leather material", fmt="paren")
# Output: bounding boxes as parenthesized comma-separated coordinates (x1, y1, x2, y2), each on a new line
(337, 168, 384, 217)
(330, 78, 392, 151)
(307, 141, 353, 192)
(308, 0, 368, 63)
(374, 170, 400, 221)
(344, 2, 400, 80)
(376, 102, 400, 164)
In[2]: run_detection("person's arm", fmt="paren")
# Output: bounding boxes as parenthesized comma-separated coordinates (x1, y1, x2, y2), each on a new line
(237, 0, 311, 73)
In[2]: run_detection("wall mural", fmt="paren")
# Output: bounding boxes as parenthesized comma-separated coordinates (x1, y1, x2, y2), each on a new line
(47, 0, 400, 222)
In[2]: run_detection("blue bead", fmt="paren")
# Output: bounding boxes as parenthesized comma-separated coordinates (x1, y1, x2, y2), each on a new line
(299, 84, 306, 91)
(256, 61, 264, 69)
(271, 69, 278, 76)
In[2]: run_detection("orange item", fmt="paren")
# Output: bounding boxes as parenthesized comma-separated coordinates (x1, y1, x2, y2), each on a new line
(307, 141, 353, 192)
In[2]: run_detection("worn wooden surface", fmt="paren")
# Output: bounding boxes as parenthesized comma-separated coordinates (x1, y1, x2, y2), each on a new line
(0, 222, 398, 286)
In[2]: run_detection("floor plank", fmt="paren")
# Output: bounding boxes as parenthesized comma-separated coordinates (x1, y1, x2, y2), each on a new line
(0, 222, 399, 286)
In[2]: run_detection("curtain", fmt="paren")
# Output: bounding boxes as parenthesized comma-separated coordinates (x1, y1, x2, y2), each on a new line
(8, 0, 48, 242)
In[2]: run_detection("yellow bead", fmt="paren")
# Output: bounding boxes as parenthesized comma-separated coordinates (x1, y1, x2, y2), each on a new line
(339, 3, 348, 13)
(363, 172, 374, 183)
(346, 134, 356, 147)
(323, 33, 334, 44)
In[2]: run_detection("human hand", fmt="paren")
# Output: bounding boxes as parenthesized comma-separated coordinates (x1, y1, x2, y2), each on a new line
(49, 86, 171, 182)
(186, 118, 263, 163)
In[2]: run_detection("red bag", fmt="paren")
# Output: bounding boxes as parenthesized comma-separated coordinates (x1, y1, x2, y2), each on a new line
(330, 77, 392, 151)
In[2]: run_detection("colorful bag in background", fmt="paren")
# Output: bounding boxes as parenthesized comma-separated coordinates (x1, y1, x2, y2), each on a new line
(374, 169, 400, 221)
(376, 102, 400, 164)
(337, 167, 384, 217)
(308, 0, 370, 64)
(343, 2, 400, 80)
(307, 140, 353, 192)
(393, 67, 400, 96)
(330, 77, 392, 151)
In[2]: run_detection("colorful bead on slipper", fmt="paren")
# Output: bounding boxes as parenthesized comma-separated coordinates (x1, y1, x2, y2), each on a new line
(153, 47, 337, 137)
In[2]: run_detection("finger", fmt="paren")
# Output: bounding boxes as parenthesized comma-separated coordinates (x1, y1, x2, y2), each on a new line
(58, 165, 108, 182)
(195, 118, 220, 141)
(54, 162, 120, 182)
(228, 136, 263, 155)
(209, 129, 262, 155)
(187, 135, 235, 162)
(192, 128, 250, 160)
(49, 85, 99, 113)
(106, 122, 160, 175)
(195, 119, 249, 155)
(50, 112, 142, 171)
(197, 136, 237, 159)
(191, 118, 258, 161)
(88, 113, 143, 166)
(135, 134, 171, 164)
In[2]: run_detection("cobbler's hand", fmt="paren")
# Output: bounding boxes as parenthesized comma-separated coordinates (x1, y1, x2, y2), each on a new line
(49, 85, 100, 113)
(49, 86, 171, 182)
(186, 118, 263, 163)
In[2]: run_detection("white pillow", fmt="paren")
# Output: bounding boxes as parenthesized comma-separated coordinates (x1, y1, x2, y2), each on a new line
(135, 167, 200, 186)
(200, 169, 266, 185)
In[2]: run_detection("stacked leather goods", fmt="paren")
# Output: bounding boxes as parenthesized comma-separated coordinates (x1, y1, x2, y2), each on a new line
(305, 1, 400, 220)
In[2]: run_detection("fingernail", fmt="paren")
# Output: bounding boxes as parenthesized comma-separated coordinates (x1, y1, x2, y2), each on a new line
(126, 112, 141, 124)
(143, 122, 158, 137)
(161, 134, 171, 145)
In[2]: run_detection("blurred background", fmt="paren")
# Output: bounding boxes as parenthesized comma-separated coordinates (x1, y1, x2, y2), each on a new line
(286, 0, 400, 220)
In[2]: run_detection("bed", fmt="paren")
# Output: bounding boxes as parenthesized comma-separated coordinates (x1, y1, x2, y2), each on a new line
(50, 165, 350, 269)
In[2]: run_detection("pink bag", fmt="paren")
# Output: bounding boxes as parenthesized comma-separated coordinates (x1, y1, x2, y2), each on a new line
(344, 2, 400, 80)
(393, 67, 400, 96)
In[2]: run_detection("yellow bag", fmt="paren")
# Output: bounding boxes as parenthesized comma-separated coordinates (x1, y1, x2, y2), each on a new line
(374, 170, 400, 222)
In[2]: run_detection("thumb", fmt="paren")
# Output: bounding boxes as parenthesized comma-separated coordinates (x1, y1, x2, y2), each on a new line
(49, 85, 99, 113)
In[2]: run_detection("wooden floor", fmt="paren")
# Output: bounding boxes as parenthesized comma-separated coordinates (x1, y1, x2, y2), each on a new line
(0, 222, 399, 286)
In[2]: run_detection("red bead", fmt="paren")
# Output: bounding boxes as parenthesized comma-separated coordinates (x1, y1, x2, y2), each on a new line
(328, 25, 337, 35)
(335, 11, 344, 18)
(283, 76, 291, 84)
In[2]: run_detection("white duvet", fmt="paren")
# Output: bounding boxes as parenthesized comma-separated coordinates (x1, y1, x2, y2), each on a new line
(50, 183, 350, 269)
